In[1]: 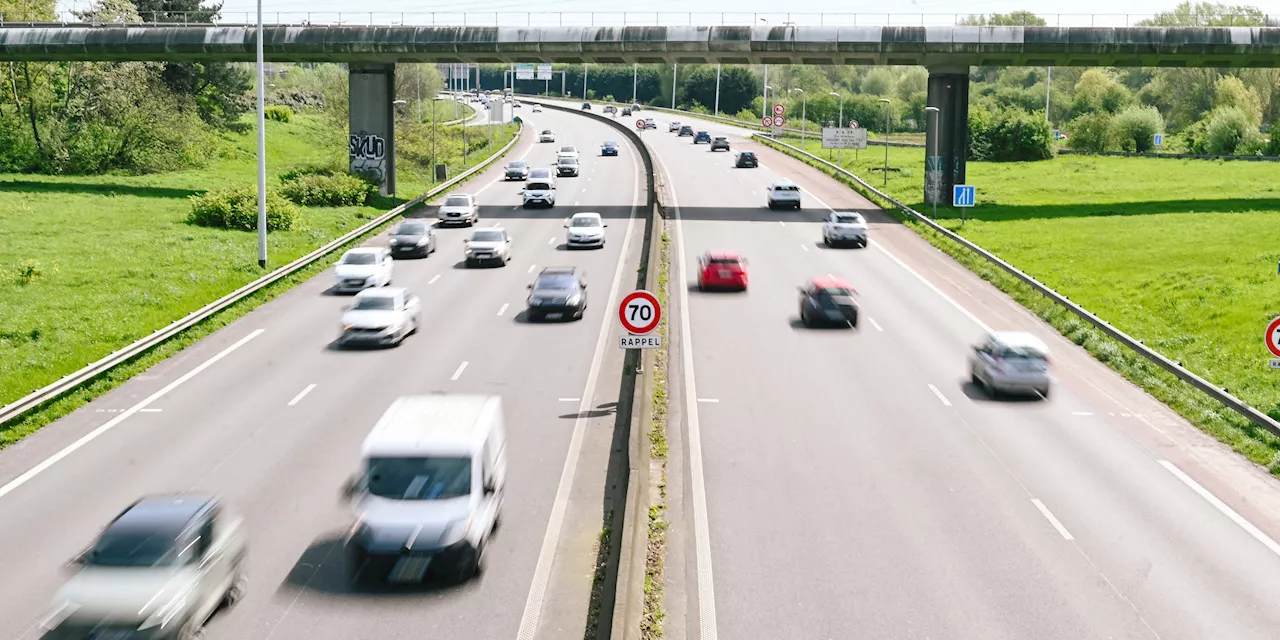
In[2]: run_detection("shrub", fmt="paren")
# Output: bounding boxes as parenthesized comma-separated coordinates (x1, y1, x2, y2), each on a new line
(267, 88, 326, 113)
(1112, 104, 1164, 153)
(1203, 106, 1260, 155)
(278, 164, 343, 183)
(1066, 111, 1116, 152)
(188, 185, 301, 231)
(264, 105, 293, 122)
(969, 106, 1053, 162)
(279, 172, 376, 207)
(1267, 118, 1280, 156)
(734, 108, 757, 122)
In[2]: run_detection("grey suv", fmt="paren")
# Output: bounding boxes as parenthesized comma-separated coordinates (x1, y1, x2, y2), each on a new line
(526, 267, 588, 321)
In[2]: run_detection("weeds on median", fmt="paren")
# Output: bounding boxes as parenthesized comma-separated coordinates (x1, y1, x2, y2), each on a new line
(641, 228, 671, 640)
(584, 510, 615, 640)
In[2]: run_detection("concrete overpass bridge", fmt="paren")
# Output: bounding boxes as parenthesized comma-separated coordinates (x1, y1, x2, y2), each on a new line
(6, 23, 1274, 202)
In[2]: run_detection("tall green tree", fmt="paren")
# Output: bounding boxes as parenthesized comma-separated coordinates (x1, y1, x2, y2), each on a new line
(1137, 1, 1275, 26)
(959, 11, 1047, 26)
(134, 0, 250, 127)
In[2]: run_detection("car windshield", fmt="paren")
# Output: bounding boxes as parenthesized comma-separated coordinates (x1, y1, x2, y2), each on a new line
(541, 130, 552, 134)
(603, 141, 617, 147)
(697, 131, 708, 135)
(818, 287, 856, 299)
(88, 529, 186, 567)
(394, 223, 427, 236)
(560, 147, 575, 153)
(535, 274, 579, 290)
(527, 182, 552, 191)
(707, 256, 740, 265)
(342, 252, 377, 265)
(445, 196, 471, 207)
(508, 161, 527, 169)
(834, 214, 862, 224)
(774, 185, 800, 192)
(559, 157, 578, 165)
(996, 346, 1047, 360)
(714, 137, 726, 141)
(366, 456, 472, 500)
(740, 152, 755, 158)
(351, 295, 395, 310)
(471, 230, 503, 242)
(571, 217, 601, 228)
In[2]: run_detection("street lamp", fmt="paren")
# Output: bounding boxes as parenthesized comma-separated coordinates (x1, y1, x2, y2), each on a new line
(790, 88, 805, 147)
(254, 0, 266, 268)
(878, 97, 891, 187)
(829, 91, 844, 166)
(925, 105, 940, 220)
(763, 85, 773, 131)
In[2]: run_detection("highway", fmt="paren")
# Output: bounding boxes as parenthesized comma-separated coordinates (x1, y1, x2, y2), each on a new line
(634, 110, 1280, 640)
(0, 107, 641, 640)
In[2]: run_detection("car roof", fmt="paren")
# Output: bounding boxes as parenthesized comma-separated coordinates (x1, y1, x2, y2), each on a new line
(110, 494, 215, 534)
(706, 251, 743, 261)
(833, 211, 864, 219)
(354, 287, 405, 299)
(713, 136, 727, 139)
(989, 331, 1049, 351)
(809, 276, 854, 290)
(363, 395, 501, 457)
(472, 226, 505, 234)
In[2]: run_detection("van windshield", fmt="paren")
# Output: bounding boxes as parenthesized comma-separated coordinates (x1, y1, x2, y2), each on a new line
(366, 456, 472, 500)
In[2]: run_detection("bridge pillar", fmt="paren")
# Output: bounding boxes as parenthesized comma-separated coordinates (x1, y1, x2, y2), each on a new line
(924, 67, 969, 209)
(349, 64, 397, 196)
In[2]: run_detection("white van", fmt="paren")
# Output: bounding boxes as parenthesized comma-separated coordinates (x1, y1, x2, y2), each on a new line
(342, 394, 507, 584)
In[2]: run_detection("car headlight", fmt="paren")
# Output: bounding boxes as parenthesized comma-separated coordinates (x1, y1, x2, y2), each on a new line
(39, 599, 79, 631)
(416, 238, 428, 246)
(444, 516, 474, 544)
(365, 275, 378, 284)
(568, 293, 582, 305)
(465, 247, 473, 254)
(389, 237, 399, 245)
(138, 594, 187, 631)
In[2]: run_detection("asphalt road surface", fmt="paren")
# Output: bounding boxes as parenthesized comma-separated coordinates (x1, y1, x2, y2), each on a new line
(0, 107, 642, 640)
(636, 110, 1280, 640)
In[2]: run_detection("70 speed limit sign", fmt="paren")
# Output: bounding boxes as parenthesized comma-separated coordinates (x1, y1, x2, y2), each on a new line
(619, 290, 662, 349)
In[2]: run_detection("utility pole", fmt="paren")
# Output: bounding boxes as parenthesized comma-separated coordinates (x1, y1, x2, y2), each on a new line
(584, 63, 589, 100)
(714, 63, 721, 115)
(632, 63, 638, 103)
(672, 63, 678, 109)
(416, 66, 422, 123)
(1044, 66, 1052, 122)
(761, 64, 769, 120)
(254, 0, 266, 268)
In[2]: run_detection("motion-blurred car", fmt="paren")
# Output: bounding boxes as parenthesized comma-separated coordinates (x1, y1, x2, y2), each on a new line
(601, 140, 619, 156)
(526, 266, 588, 321)
(556, 156, 581, 177)
(581, 102, 592, 110)
(798, 277, 859, 328)
(735, 151, 759, 168)
(539, 129, 556, 143)
(822, 211, 869, 248)
(710, 136, 730, 151)
(969, 331, 1053, 399)
(678, 125, 694, 137)
(437, 193, 480, 226)
(556, 144, 580, 160)
(631, 103, 642, 112)
(669, 121, 683, 133)
(696, 251, 749, 291)
(603, 105, 617, 114)
(564, 212, 607, 249)
(42, 495, 247, 640)
(339, 287, 421, 347)
(532, 104, 542, 112)
(512, 101, 522, 108)
(464, 227, 513, 267)
(504, 160, 530, 181)
(334, 247, 394, 293)
(766, 180, 802, 210)
(644, 118, 657, 129)
(389, 220, 437, 258)
(693, 131, 712, 144)
(621, 107, 632, 116)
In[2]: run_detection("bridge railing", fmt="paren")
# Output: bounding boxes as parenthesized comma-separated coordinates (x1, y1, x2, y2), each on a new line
(3, 11, 1275, 28)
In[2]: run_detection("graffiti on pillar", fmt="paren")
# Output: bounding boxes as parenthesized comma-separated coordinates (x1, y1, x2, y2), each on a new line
(924, 155, 944, 204)
(349, 131, 387, 185)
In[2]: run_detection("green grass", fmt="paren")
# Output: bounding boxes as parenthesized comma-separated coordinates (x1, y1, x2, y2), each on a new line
(764, 135, 1280, 472)
(641, 229, 671, 640)
(0, 113, 517, 445)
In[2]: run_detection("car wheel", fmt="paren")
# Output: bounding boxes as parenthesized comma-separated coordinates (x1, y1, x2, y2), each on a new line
(970, 370, 981, 387)
(222, 563, 248, 608)
(767, 202, 776, 210)
(454, 547, 480, 583)
(177, 618, 206, 640)
(848, 309, 859, 329)
(823, 235, 831, 246)
(527, 310, 541, 322)
(1039, 387, 1051, 400)
(574, 306, 585, 320)
(800, 307, 811, 327)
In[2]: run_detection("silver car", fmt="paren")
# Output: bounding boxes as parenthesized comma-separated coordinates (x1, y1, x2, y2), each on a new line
(464, 227, 513, 267)
(970, 331, 1053, 399)
(437, 193, 479, 226)
(339, 287, 421, 347)
(42, 495, 247, 640)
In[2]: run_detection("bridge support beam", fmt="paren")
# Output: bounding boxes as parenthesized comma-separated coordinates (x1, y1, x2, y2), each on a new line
(924, 67, 969, 209)
(349, 64, 397, 196)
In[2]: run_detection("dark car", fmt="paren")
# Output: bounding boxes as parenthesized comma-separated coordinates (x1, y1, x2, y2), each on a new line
(581, 102, 592, 110)
(678, 125, 694, 137)
(735, 151, 759, 168)
(526, 267, 588, 321)
(621, 107, 632, 116)
(710, 136, 730, 151)
(504, 159, 530, 180)
(556, 156, 580, 177)
(601, 140, 619, 156)
(389, 220, 437, 258)
(798, 276, 859, 328)
(693, 131, 712, 144)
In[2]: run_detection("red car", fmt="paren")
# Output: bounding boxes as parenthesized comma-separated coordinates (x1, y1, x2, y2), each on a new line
(697, 251, 749, 291)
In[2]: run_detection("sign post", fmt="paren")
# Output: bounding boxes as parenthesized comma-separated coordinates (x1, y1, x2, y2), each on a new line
(1267, 316, 1280, 369)
(619, 290, 662, 349)
(953, 184, 975, 227)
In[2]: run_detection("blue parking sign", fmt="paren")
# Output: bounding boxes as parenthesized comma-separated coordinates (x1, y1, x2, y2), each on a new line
(1154, 133, 1164, 147)
(953, 185, 975, 207)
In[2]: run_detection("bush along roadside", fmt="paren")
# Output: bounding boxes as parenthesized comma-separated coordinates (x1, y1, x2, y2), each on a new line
(753, 136, 1280, 476)
(642, 227, 672, 640)
(187, 185, 301, 231)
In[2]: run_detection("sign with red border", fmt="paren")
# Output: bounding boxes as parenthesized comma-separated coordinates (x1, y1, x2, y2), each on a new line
(773, 104, 786, 116)
(635, 119, 646, 130)
(773, 115, 786, 128)
(850, 119, 859, 128)
(1267, 316, 1280, 358)
(761, 116, 774, 127)
(619, 290, 661, 335)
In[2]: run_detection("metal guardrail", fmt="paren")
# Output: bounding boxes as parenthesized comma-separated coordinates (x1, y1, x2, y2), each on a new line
(753, 134, 1280, 438)
(0, 123, 523, 428)
(6, 11, 1276, 28)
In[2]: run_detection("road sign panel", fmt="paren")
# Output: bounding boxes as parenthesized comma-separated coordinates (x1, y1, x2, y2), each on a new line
(536, 64, 552, 80)
(619, 290, 661, 335)
(1267, 316, 1280, 358)
(772, 115, 786, 128)
(636, 119, 646, 130)
(516, 63, 535, 80)
(1154, 133, 1164, 147)
(821, 127, 868, 149)
(761, 116, 774, 127)
(773, 104, 785, 116)
(850, 120, 859, 128)
(953, 185, 976, 207)
(620, 335, 663, 349)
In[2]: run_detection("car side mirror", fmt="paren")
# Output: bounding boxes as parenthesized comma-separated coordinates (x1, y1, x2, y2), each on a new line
(603, 224, 609, 228)
(797, 287, 806, 294)
(68, 549, 89, 569)
(463, 238, 469, 244)
(527, 283, 534, 290)
(340, 474, 361, 500)
(580, 282, 587, 289)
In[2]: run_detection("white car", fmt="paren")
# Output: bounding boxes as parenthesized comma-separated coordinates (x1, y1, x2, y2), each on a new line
(969, 331, 1053, 399)
(437, 193, 479, 226)
(668, 121, 682, 132)
(333, 247, 393, 293)
(822, 211, 868, 248)
(464, 227, 513, 267)
(539, 129, 556, 143)
(556, 145, 579, 161)
(766, 179, 802, 210)
(338, 287, 421, 347)
(564, 212, 607, 249)
(524, 178, 556, 208)
(532, 104, 543, 112)
(644, 118, 656, 129)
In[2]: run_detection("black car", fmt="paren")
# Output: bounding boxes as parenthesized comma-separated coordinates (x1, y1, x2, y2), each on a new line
(526, 267, 588, 321)
(556, 156, 580, 176)
(388, 220, 437, 258)
(601, 140, 619, 156)
(504, 160, 530, 180)
(678, 125, 694, 137)
(621, 107, 632, 116)
(581, 102, 592, 110)
(798, 277, 859, 328)
(735, 151, 758, 168)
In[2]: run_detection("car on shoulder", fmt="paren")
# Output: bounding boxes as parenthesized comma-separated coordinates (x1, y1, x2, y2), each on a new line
(464, 227, 513, 267)
(581, 102, 592, 110)
(564, 211, 607, 248)
(710, 136, 730, 151)
(678, 125, 694, 137)
(669, 121, 682, 133)
(766, 179, 802, 210)
(798, 276, 859, 328)
(532, 104, 543, 112)
(693, 131, 712, 144)
(601, 140, 619, 156)
(556, 155, 581, 177)
(621, 107, 632, 116)
(696, 251, 749, 291)
(539, 129, 556, 143)
(969, 331, 1053, 399)
(526, 266, 588, 321)
(822, 211, 869, 248)
(42, 495, 247, 640)
(333, 247, 394, 293)
(644, 118, 657, 129)
(339, 287, 421, 347)
(437, 193, 480, 226)
(504, 160, 530, 181)
(735, 151, 759, 168)
(388, 220, 437, 258)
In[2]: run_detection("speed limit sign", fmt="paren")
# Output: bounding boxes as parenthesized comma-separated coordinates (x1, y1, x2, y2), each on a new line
(619, 290, 661, 334)
(635, 119, 646, 130)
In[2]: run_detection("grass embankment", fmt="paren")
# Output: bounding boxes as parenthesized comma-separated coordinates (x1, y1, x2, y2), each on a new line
(0, 113, 516, 447)
(641, 229, 671, 640)
(769, 135, 1280, 473)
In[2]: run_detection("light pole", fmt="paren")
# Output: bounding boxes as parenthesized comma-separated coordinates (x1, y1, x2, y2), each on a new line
(829, 91, 844, 166)
(926, 105, 940, 220)
(1044, 66, 1052, 123)
(672, 63, 678, 109)
(632, 63, 638, 103)
(713, 63, 722, 116)
(761, 64, 769, 120)
(878, 98, 891, 187)
(415, 66, 422, 123)
(254, 0, 266, 268)
(790, 88, 805, 147)
(764, 85, 773, 127)
(583, 63, 589, 100)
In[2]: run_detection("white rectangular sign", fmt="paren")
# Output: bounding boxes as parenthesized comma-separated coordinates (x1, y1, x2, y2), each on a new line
(620, 335, 663, 349)
(536, 64, 553, 80)
(516, 63, 535, 80)
(822, 127, 868, 149)
(1270, 358, 1280, 369)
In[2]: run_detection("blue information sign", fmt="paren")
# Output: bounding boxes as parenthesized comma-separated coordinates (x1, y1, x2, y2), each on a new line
(1154, 133, 1164, 146)
(953, 185, 976, 207)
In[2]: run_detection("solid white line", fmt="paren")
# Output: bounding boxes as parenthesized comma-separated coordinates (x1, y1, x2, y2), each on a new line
(777, 220, 786, 227)
(527, 264, 536, 273)
(1158, 460, 1280, 558)
(497, 303, 509, 316)
(928, 384, 952, 407)
(450, 361, 469, 381)
(697, 398, 719, 403)
(660, 148, 721, 640)
(138, 408, 163, 413)
(1072, 411, 1094, 416)
(558, 397, 580, 402)
(287, 383, 316, 407)
(1031, 498, 1075, 540)
(548, 237, 556, 245)
(516, 130, 642, 640)
(867, 317, 884, 332)
(428, 274, 441, 285)
(799, 244, 809, 252)
(0, 329, 265, 502)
